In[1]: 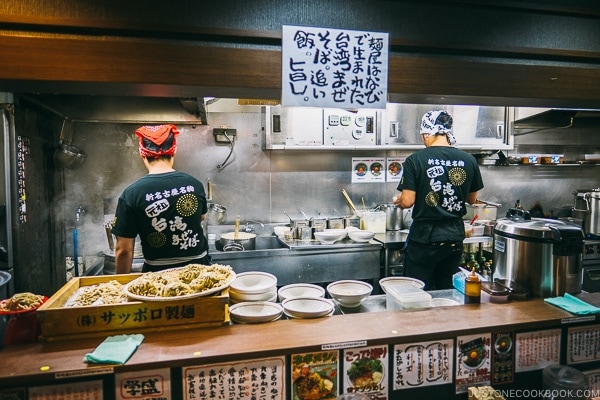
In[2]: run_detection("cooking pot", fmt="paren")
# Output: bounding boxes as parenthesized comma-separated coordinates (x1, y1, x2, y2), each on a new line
(572, 188, 600, 235)
(208, 203, 227, 224)
(493, 208, 584, 298)
(375, 203, 403, 230)
(217, 232, 256, 251)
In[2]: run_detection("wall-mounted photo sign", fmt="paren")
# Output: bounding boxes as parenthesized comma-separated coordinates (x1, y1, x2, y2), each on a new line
(282, 25, 388, 109)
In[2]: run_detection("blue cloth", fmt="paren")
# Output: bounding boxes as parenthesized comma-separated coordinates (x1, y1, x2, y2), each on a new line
(83, 334, 144, 364)
(544, 293, 600, 315)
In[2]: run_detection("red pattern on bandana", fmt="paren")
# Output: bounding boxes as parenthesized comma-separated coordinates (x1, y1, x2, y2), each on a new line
(135, 124, 179, 158)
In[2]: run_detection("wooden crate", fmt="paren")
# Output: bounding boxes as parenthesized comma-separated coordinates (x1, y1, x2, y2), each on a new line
(37, 274, 229, 341)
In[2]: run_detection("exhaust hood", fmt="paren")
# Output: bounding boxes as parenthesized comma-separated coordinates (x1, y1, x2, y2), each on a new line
(17, 94, 207, 125)
(513, 108, 600, 134)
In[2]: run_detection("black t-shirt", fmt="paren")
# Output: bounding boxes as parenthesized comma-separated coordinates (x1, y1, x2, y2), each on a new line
(397, 146, 484, 243)
(112, 171, 208, 262)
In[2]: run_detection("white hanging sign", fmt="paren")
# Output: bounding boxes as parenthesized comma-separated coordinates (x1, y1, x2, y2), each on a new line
(282, 25, 389, 109)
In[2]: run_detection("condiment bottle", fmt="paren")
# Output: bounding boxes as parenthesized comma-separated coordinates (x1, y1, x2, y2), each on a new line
(464, 268, 481, 304)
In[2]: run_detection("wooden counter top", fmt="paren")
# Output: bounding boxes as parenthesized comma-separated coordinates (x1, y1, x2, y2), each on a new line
(0, 299, 579, 387)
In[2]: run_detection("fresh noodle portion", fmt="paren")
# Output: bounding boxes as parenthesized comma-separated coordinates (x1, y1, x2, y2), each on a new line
(67, 280, 127, 307)
(0, 292, 45, 312)
(126, 263, 234, 299)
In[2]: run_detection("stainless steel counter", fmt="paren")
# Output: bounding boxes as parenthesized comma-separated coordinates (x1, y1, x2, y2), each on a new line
(208, 225, 382, 286)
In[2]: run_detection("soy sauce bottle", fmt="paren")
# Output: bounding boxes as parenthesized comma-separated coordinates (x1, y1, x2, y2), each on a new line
(464, 268, 481, 304)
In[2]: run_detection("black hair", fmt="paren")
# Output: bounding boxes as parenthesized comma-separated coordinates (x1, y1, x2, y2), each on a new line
(141, 132, 175, 158)
(435, 111, 453, 129)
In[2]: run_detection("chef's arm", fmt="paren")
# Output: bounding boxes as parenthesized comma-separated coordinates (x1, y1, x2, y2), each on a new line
(115, 236, 135, 274)
(394, 189, 416, 209)
(466, 192, 478, 205)
(201, 213, 206, 221)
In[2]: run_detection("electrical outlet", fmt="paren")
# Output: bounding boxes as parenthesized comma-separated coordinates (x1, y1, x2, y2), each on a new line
(390, 121, 398, 137)
(213, 128, 237, 143)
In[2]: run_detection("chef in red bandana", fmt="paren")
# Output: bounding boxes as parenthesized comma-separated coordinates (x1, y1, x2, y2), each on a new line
(112, 124, 211, 273)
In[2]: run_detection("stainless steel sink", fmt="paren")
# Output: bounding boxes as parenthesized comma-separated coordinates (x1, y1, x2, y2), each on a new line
(254, 235, 287, 250)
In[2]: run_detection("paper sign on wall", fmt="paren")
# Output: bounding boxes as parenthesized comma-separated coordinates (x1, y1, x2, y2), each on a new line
(515, 329, 561, 372)
(182, 357, 285, 400)
(352, 157, 385, 183)
(392, 339, 454, 390)
(282, 25, 389, 109)
(116, 368, 171, 400)
(455, 333, 492, 394)
(386, 157, 404, 183)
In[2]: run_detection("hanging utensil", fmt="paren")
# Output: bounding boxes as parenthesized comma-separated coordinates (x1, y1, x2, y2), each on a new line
(234, 216, 240, 240)
(341, 189, 358, 214)
(54, 118, 86, 169)
(361, 197, 368, 212)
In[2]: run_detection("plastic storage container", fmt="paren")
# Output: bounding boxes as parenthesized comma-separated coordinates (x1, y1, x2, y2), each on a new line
(542, 364, 588, 400)
(386, 285, 432, 310)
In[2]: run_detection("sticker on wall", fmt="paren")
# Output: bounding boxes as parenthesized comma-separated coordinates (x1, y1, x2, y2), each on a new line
(392, 339, 454, 391)
(352, 157, 385, 183)
(455, 333, 492, 394)
(515, 328, 561, 372)
(115, 367, 170, 400)
(291, 350, 339, 399)
(386, 157, 404, 182)
(342, 344, 388, 398)
(281, 25, 389, 109)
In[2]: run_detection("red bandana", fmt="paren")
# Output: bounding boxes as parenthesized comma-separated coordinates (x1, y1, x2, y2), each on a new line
(135, 124, 179, 158)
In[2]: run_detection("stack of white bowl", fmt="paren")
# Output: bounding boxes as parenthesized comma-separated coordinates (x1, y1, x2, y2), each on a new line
(229, 271, 278, 304)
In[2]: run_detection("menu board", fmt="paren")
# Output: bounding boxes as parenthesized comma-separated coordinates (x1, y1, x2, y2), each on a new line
(392, 339, 454, 390)
(116, 368, 171, 400)
(291, 350, 339, 400)
(455, 333, 492, 394)
(515, 329, 561, 372)
(567, 324, 600, 365)
(583, 369, 600, 400)
(28, 380, 103, 399)
(282, 25, 389, 109)
(343, 344, 388, 399)
(182, 357, 285, 400)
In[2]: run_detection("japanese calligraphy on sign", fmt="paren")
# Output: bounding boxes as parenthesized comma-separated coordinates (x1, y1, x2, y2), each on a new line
(455, 333, 491, 394)
(567, 324, 600, 365)
(183, 357, 285, 400)
(343, 345, 388, 399)
(515, 329, 561, 372)
(392, 339, 454, 391)
(116, 368, 171, 400)
(28, 380, 103, 400)
(282, 25, 389, 109)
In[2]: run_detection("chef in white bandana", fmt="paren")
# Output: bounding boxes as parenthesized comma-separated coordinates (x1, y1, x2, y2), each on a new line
(393, 110, 484, 290)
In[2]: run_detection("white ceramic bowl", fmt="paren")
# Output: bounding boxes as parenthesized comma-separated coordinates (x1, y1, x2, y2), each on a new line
(230, 271, 277, 294)
(324, 229, 347, 241)
(229, 301, 283, 323)
(281, 297, 334, 319)
(327, 280, 373, 308)
(314, 231, 342, 244)
(379, 276, 426, 294)
(229, 286, 277, 302)
(348, 230, 375, 242)
(278, 283, 325, 302)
